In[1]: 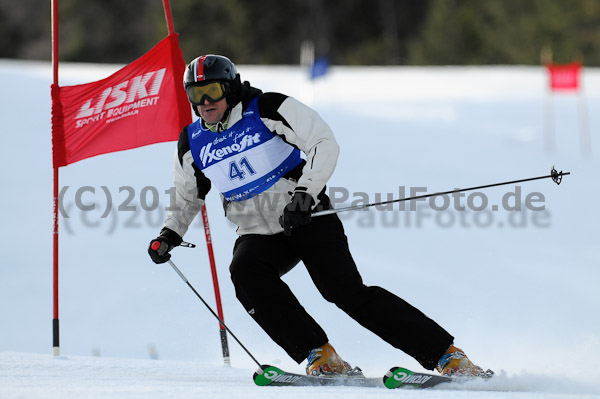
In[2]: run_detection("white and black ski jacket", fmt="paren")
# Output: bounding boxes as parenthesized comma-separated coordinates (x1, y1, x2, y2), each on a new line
(163, 86, 339, 237)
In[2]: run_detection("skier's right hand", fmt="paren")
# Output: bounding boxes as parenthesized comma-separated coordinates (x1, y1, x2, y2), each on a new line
(148, 227, 182, 264)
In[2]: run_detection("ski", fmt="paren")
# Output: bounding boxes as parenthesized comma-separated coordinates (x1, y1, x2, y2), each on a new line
(383, 367, 452, 389)
(253, 365, 384, 388)
(383, 366, 494, 390)
(254, 364, 493, 389)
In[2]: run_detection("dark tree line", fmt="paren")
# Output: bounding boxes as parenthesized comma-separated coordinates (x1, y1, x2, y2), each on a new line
(2, 0, 599, 66)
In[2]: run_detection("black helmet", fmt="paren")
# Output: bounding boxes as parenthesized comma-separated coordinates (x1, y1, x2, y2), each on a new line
(184, 55, 241, 116)
(184, 55, 237, 88)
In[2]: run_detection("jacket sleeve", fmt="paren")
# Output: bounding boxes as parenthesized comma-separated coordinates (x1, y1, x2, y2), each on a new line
(163, 126, 210, 237)
(258, 93, 339, 199)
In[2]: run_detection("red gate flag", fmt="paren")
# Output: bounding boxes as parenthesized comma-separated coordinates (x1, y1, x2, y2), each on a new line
(51, 34, 192, 167)
(546, 62, 582, 92)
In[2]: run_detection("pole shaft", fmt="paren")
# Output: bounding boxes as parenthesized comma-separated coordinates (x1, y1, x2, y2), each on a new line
(313, 171, 570, 217)
(53, 166, 59, 327)
(51, 0, 60, 357)
(167, 260, 261, 369)
(578, 91, 592, 156)
(162, 0, 176, 35)
(201, 205, 226, 327)
(51, 0, 59, 85)
(201, 205, 230, 364)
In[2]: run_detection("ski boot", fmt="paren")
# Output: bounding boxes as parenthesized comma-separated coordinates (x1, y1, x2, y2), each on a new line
(306, 342, 363, 377)
(436, 345, 493, 378)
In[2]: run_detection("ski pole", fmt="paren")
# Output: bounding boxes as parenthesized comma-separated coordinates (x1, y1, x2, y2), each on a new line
(163, 255, 263, 370)
(177, 237, 230, 365)
(313, 166, 570, 217)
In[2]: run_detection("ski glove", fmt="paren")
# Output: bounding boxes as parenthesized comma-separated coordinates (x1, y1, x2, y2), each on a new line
(279, 191, 315, 236)
(148, 227, 183, 264)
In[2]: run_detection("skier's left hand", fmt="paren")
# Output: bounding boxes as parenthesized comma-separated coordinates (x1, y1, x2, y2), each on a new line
(279, 191, 315, 236)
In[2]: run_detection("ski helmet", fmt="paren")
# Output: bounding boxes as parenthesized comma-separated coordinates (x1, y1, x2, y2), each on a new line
(184, 55, 237, 88)
(184, 55, 240, 116)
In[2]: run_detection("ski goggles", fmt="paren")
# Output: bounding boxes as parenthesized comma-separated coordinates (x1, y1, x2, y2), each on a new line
(186, 81, 229, 105)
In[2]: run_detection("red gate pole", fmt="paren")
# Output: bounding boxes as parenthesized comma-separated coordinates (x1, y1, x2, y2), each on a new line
(162, 0, 175, 35)
(161, 0, 230, 364)
(201, 205, 230, 365)
(51, 0, 60, 357)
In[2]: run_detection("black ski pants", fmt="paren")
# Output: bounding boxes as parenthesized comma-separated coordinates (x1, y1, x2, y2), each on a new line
(229, 213, 454, 370)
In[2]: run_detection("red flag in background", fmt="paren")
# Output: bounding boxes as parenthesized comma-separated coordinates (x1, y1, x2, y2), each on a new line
(51, 34, 191, 167)
(546, 62, 582, 92)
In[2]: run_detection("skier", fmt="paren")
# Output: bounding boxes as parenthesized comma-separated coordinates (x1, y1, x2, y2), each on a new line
(148, 54, 488, 377)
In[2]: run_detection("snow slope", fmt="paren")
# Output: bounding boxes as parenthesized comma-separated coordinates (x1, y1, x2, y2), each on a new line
(2, 352, 599, 399)
(1, 59, 599, 398)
